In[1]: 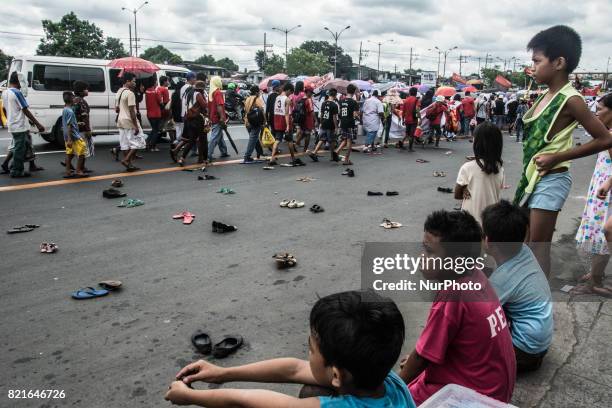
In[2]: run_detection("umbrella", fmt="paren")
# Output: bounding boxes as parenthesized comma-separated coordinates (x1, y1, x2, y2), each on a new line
(107, 57, 160, 75)
(350, 80, 372, 91)
(223, 128, 239, 154)
(417, 84, 430, 93)
(323, 79, 351, 94)
(259, 73, 290, 91)
(462, 86, 478, 93)
(435, 86, 456, 97)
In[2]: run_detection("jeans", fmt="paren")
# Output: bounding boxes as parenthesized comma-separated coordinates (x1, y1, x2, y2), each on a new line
(383, 116, 392, 144)
(365, 130, 378, 146)
(515, 119, 524, 141)
(208, 123, 228, 160)
(10, 131, 28, 176)
(493, 115, 505, 129)
(462, 116, 473, 135)
(245, 126, 263, 159)
(147, 117, 162, 147)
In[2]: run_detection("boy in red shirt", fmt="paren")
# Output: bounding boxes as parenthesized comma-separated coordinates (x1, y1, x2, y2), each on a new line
(399, 210, 516, 405)
(401, 87, 420, 151)
(461, 91, 476, 136)
(145, 78, 163, 151)
(426, 96, 447, 147)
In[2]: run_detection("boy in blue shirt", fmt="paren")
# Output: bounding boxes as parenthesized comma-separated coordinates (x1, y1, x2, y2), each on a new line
(62, 91, 88, 178)
(482, 200, 554, 372)
(165, 290, 416, 408)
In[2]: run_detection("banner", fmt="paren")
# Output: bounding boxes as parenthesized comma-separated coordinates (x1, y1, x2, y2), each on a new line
(452, 73, 467, 84)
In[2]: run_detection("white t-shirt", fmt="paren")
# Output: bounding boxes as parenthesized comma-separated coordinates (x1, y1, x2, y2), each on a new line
(456, 160, 504, 225)
(115, 88, 137, 129)
(362, 96, 384, 132)
(2, 88, 29, 133)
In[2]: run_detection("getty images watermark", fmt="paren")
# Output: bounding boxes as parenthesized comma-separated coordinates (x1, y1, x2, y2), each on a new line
(361, 242, 494, 302)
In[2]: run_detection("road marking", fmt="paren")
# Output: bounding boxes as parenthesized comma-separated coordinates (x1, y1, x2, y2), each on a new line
(0, 150, 65, 158)
(0, 151, 307, 193)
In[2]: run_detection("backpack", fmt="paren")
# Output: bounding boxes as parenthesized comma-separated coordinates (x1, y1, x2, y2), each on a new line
(292, 98, 306, 126)
(171, 86, 183, 122)
(246, 96, 265, 127)
(426, 104, 438, 120)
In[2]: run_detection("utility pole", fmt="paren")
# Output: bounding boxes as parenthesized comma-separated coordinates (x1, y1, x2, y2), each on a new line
(409, 47, 414, 71)
(458, 54, 468, 76)
(128, 24, 132, 57)
(324, 25, 351, 78)
(122, 2, 149, 57)
(358, 41, 362, 79)
(263, 33, 267, 69)
(437, 46, 458, 80)
(484, 53, 491, 70)
(272, 25, 301, 72)
(369, 39, 393, 81)
(606, 56, 611, 90)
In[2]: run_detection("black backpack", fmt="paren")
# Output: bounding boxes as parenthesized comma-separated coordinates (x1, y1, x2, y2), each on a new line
(292, 98, 306, 126)
(171, 86, 184, 122)
(246, 98, 265, 127)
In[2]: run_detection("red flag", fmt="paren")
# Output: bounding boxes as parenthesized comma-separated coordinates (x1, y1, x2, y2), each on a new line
(451, 73, 467, 84)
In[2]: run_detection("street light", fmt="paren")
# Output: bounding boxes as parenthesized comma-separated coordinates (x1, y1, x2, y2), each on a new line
(435, 46, 458, 80)
(122, 1, 149, 57)
(272, 25, 302, 72)
(368, 39, 394, 80)
(324, 25, 350, 78)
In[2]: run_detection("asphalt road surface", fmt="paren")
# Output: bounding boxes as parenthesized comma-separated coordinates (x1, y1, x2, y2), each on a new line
(1, 126, 611, 407)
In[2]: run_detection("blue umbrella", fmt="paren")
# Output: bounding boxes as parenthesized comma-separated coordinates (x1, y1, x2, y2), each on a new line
(350, 80, 372, 91)
(417, 84, 430, 93)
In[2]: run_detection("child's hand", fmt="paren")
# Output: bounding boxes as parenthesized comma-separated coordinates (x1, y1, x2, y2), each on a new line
(66, 140, 73, 148)
(597, 179, 612, 200)
(164, 381, 192, 406)
(533, 153, 558, 176)
(463, 189, 471, 200)
(176, 359, 225, 384)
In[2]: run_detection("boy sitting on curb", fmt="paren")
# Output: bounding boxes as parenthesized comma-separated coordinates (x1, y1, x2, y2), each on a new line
(165, 290, 416, 408)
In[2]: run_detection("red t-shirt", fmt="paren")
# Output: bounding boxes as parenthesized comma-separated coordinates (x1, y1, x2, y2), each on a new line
(145, 87, 162, 118)
(303, 97, 315, 130)
(461, 97, 476, 118)
(402, 96, 420, 125)
(208, 89, 226, 124)
(408, 269, 516, 405)
(430, 103, 448, 126)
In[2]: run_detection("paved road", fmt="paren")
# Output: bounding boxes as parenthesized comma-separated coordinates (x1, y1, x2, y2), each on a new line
(1, 127, 611, 407)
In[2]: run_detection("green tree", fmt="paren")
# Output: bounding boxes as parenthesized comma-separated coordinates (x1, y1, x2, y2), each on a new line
(215, 57, 238, 72)
(0, 49, 12, 80)
(255, 50, 266, 71)
(261, 53, 285, 76)
(287, 48, 331, 76)
(194, 54, 216, 65)
(104, 37, 128, 59)
(300, 40, 352, 77)
(37, 12, 107, 58)
(140, 45, 182, 64)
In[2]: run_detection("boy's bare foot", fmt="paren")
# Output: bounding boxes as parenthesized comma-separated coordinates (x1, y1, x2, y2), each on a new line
(577, 272, 592, 283)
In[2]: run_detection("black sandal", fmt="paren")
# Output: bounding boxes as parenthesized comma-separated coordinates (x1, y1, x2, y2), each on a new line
(212, 335, 243, 358)
(191, 330, 212, 354)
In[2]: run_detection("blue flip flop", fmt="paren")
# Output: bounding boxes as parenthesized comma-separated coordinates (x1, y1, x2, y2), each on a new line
(71, 287, 109, 300)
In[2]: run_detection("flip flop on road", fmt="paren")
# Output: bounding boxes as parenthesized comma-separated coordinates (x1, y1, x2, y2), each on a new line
(71, 287, 109, 300)
(99, 280, 122, 291)
(7, 225, 39, 234)
(173, 211, 195, 224)
(212, 221, 237, 233)
(273, 253, 297, 269)
(287, 200, 305, 208)
(380, 218, 403, 229)
(310, 205, 324, 213)
(191, 330, 212, 354)
(416, 159, 430, 163)
(212, 335, 243, 358)
(111, 179, 123, 188)
(102, 188, 127, 199)
(40, 242, 58, 253)
(433, 171, 446, 177)
(117, 199, 145, 208)
(217, 188, 236, 195)
(437, 187, 453, 194)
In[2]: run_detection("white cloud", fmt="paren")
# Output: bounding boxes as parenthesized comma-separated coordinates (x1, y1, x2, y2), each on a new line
(1, 0, 610, 75)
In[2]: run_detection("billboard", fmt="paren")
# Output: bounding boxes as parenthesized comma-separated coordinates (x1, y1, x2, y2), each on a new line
(420, 71, 437, 87)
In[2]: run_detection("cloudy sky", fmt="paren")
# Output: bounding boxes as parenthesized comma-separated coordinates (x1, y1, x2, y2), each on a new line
(2, 0, 611, 76)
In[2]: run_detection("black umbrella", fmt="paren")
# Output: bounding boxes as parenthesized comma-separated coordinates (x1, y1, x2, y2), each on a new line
(223, 128, 239, 154)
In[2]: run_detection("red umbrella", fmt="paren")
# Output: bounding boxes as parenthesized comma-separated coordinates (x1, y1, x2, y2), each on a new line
(259, 73, 289, 91)
(435, 86, 456, 97)
(107, 57, 160, 75)
(462, 86, 478, 93)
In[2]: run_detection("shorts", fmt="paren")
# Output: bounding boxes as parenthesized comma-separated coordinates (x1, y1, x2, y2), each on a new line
(65, 138, 87, 156)
(340, 127, 357, 141)
(528, 171, 572, 211)
(319, 129, 337, 143)
(273, 130, 293, 142)
(119, 128, 146, 151)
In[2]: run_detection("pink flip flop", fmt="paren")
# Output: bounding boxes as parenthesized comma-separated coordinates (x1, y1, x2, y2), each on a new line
(182, 212, 195, 225)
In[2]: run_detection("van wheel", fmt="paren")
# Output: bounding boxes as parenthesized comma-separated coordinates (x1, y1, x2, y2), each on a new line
(52, 118, 65, 148)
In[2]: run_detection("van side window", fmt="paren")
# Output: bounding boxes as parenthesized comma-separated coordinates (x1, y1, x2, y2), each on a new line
(165, 71, 188, 90)
(109, 69, 123, 93)
(32, 65, 105, 92)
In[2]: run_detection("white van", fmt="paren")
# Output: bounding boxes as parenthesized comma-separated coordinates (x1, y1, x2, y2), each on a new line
(7, 56, 191, 145)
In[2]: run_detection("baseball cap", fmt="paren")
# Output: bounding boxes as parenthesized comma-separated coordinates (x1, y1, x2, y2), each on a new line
(186, 72, 196, 80)
(271, 79, 281, 87)
(436, 95, 445, 102)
